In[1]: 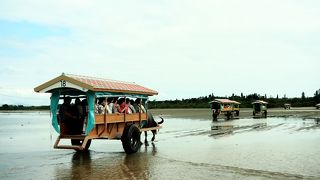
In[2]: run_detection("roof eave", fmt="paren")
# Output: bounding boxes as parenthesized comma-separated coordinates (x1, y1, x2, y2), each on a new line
(210, 100, 241, 104)
(252, 101, 268, 104)
(34, 74, 93, 93)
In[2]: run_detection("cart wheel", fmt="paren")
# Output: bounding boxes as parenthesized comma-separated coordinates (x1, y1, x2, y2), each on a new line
(121, 124, 141, 154)
(236, 111, 239, 116)
(71, 139, 92, 150)
(264, 111, 267, 118)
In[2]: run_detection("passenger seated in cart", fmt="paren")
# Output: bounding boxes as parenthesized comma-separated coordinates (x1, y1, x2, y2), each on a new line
(125, 98, 135, 114)
(73, 97, 84, 134)
(96, 98, 104, 114)
(118, 98, 127, 113)
(109, 97, 119, 113)
(113, 97, 120, 113)
(106, 97, 113, 114)
(105, 98, 112, 114)
(75, 98, 83, 119)
(59, 96, 72, 122)
(129, 99, 136, 113)
(97, 97, 112, 114)
(107, 97, 113, 113)
(132, 99, 138, 112)
(119, 98, 134, 114)
(59, 96, 78, 134)
(133, 98, 146, 113)
(94, 98, 99, 114)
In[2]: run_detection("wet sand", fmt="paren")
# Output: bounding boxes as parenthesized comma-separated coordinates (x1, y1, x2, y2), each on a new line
(150, 107, 320, 120)
(1, 108, 320, 179)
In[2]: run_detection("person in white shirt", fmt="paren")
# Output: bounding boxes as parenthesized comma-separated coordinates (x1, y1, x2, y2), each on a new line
(133, 98, 146, 113)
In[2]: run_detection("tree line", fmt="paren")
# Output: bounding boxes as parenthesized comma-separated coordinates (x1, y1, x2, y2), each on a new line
(148, 89, 320, 109)
(1, 89, 319, 110)
(0, 104, 49, 111)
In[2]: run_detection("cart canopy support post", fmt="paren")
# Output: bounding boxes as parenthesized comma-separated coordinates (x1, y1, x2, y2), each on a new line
(86, 90, 95, 135)
(50, 90, 61, 133)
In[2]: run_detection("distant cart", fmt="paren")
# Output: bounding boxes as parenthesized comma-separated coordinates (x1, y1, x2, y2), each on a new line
(316, 103, 320, 109)
(252, 100, 268, 118)
(210, 99, 240, 121)
(34, 73, 161, 154)
(284, 103, 291, 110)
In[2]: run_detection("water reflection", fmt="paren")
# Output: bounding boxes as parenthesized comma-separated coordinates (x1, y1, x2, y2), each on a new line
(211, 125, 234, 135)
(122, 153, 149, 179)
(71, 151, 92, 180)
(252, 116, 267, 119)
(210, 123, 268, 137)
(72, 151, 92, 164)
(120, 143, 158, 179)
(302, 117, 320, 122)
(143, 142, 157, 155)
(53, 143, 159, 179)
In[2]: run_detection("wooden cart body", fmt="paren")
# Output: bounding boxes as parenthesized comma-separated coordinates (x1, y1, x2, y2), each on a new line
(252, 100, 268, 118)
(34, 73, 160, 153)
(210, 99, 241, 120)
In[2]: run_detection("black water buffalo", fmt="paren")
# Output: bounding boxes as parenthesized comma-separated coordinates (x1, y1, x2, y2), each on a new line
(143, 112, 164, 145)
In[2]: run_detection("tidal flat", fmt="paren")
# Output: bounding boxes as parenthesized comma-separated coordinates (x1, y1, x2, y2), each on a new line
(0, 108, 320, 179)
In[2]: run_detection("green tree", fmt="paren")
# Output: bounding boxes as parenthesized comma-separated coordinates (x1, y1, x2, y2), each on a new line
(2, 104, 9, 110)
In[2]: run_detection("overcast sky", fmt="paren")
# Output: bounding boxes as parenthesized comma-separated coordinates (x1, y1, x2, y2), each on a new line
(0, 0, 319, 105)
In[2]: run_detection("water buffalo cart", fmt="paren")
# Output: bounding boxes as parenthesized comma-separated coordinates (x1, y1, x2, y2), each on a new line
(284, 103, 291, 110)
(252, 100, 268, 118)
(210, 99, 240, 121)
(34, 73, 161, 154)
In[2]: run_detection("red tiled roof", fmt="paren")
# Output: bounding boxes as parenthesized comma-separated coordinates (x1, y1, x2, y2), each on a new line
(34, 73, 158, 96)
(67, 74, 158, 95)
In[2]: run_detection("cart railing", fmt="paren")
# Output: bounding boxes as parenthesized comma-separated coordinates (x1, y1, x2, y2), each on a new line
(95, 113, 147, 124)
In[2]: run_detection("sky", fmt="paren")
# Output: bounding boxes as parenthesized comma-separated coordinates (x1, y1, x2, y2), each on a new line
(0, 0, 319, 106)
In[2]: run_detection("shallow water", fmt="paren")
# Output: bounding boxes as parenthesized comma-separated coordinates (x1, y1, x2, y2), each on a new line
(0, 112, 320, 179)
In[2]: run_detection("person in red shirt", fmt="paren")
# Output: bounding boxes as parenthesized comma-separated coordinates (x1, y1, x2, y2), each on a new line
(118, 98, 128, 113)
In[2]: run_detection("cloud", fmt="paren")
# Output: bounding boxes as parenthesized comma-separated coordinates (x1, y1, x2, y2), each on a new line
(0, 0, 319, 105)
